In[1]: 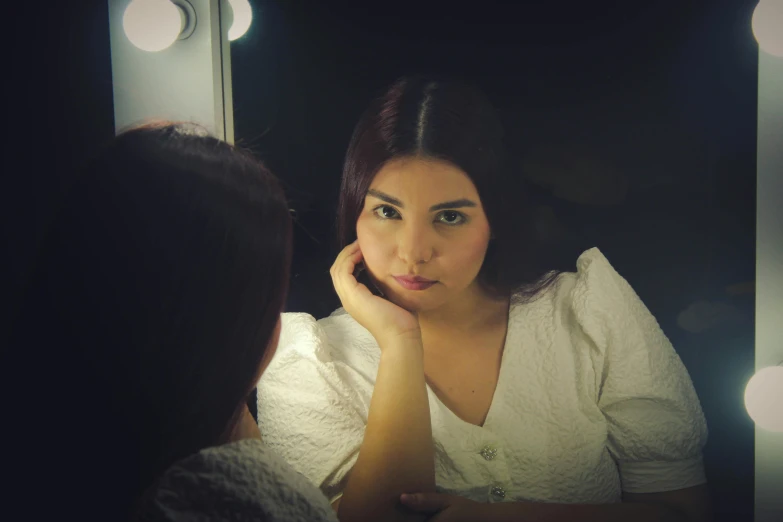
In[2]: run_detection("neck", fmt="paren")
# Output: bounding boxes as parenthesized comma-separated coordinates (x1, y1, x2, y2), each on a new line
(418, 283, 510, 338)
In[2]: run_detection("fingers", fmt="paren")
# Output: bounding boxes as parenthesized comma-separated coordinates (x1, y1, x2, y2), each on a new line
(329, 240, 361, 277)
(330, 241, 363, 305)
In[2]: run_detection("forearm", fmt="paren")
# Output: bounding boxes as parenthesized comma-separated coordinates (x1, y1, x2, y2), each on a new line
(338, 336, 435, 522)
(487, 500, 688, 522)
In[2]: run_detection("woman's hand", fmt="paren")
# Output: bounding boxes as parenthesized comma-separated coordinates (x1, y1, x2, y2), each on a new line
(400, 493, 489, 522)
(330, 240, 420, 346)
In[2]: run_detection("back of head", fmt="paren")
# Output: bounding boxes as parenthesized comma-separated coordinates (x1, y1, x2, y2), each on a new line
(338, 76, 556, 301)
(12, 122, 291, 517)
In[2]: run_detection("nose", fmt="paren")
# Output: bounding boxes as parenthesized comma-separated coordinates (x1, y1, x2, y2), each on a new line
(396, 222, 434, 265)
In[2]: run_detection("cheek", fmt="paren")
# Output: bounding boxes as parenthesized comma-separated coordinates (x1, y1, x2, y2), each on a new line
(449, 230, 491, 274)
(356, 216, 390, 271)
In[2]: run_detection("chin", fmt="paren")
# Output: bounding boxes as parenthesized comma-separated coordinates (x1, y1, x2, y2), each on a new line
(383, 288, 443, 314)
(391, 297, 426, 313)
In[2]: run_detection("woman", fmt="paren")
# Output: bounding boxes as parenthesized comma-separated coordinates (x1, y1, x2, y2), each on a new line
(257, 77, 712, 522)
(11, 123, 338, 522)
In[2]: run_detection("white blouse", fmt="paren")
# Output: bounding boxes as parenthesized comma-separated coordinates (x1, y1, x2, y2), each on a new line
(257, 248, 708, 505)
(135, 439, 338, 521)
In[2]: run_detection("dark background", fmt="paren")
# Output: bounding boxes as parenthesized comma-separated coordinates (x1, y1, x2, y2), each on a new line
(11, 1, 757, 520)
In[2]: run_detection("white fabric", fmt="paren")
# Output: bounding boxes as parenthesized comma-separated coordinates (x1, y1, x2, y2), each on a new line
(135, 439, 339, 521)
(257, 248, 708, 505)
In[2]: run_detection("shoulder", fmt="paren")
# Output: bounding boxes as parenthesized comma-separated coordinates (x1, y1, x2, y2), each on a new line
(574, 247, 631, 295)
(176, 439, 303, 485)
(521, 248, 649, 348)
(277, 309, 378, 365)
(136, 440, 338, 521)
(516, 248, 623, 310)
(544, 247, 637, 315)
(263, 310, 380, 394)
(319, 307, 371, 344)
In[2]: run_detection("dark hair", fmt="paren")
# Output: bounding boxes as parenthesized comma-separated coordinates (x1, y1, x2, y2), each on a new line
(337, 76, 559, 302)
(11, 122, 291, 517)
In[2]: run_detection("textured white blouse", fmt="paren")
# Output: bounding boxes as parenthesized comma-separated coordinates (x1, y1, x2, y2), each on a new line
(257, 248, 708, 505)
(135, 439, 338, 521)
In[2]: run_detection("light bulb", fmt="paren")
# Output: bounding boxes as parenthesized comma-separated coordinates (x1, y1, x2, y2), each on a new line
(123, 0, 184, 52)
(752, 0, 783, 57)
(744, 365, 783, 432)
(228, 0, 253, 41)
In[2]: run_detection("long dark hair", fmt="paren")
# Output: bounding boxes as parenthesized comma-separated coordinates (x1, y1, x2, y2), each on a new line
(337, 76, 558, 302)
(11, 122, 292, 518)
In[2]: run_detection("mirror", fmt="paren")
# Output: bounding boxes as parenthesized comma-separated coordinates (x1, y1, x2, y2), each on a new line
(230, 1, 758, 520)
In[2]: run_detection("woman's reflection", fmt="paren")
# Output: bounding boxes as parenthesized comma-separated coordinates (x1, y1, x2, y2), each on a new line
(258, 76, 713, 522)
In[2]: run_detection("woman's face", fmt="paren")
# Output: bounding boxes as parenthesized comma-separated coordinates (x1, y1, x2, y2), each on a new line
(356, 157, 492, 313)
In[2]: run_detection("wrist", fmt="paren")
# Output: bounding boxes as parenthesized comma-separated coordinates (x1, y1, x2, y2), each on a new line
(376, 328, 423, 349)
(378, 334, 424, 360)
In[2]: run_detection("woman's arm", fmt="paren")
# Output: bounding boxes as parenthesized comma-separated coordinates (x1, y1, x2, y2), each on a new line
(488, 484, 712, 522)
(337, 334, 435, 522)
(329, 242, 436, 522)
(401, 484, 712, 522)
(623, 486, 713, 522)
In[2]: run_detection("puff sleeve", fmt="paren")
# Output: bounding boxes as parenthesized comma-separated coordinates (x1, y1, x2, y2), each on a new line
(256, 313, 368, 503)
(571, 248, 708, 494)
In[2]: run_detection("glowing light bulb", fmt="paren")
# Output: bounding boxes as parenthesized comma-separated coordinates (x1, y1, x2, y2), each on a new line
(228, 0, 253, 41)
(744, 365, 783, 432)
(123, 0, 184, 52)
(752, 0, 783, 57)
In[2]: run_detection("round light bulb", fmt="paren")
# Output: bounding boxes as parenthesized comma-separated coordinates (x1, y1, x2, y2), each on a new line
(123, 0, 184, 52)
(228, 0, 253, 41)
(744, 365, 783, 432)
(752, 0, 783, 57)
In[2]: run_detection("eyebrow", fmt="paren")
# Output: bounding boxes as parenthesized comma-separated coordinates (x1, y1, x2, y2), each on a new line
(366, 189, 477, 212)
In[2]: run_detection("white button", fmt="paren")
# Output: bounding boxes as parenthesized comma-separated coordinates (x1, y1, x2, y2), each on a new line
(480, 445, 498, 461)
(491, 485, 506, 499)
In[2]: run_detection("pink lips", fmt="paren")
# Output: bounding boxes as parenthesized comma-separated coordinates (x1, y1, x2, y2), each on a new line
(392, 275, 437, 291)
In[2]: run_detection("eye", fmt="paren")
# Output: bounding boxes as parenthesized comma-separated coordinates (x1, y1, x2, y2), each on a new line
(373, 205, 400, 220)
(437, 210, 466, 226)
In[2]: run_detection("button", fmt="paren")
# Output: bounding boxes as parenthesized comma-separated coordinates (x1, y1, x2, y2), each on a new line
(479, 445, 498, 461)
(491, 485, 506, 499)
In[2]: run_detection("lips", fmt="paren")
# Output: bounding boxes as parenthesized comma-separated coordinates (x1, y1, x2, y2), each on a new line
(392, 275, 437, 291)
